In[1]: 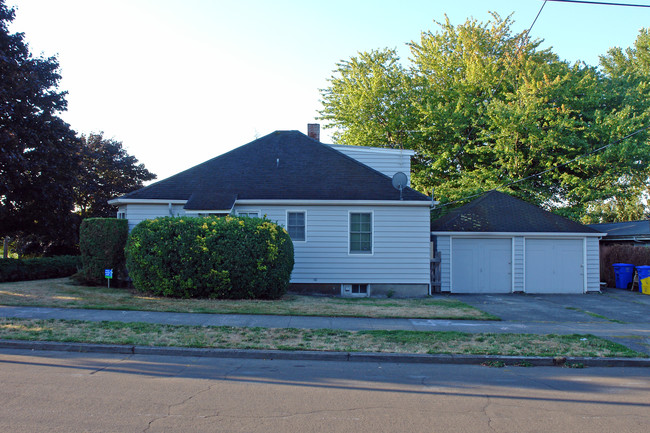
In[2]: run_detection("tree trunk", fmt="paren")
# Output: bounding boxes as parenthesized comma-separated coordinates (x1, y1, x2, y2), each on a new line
(3, 237, 8, 259)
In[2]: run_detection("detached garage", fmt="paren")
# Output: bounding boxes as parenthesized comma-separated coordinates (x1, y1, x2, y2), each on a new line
(431, 191, 603, 294)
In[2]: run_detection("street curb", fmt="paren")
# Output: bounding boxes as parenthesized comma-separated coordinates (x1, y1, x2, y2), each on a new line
(1, 339, 649, 367)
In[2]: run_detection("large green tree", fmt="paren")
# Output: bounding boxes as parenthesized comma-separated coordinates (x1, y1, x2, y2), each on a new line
(582, 28, 650, 223)
(0, 0, 80, 245)
(320, 14, 650, 220)
(75, 133, 156, 218)
(1, 1, 156, 256)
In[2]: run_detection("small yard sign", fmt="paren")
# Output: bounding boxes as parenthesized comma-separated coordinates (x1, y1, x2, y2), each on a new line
(105, 269, 113, 288)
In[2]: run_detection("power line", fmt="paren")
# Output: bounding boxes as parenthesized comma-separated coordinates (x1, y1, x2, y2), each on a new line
(546, 0, 650, 7)
(460, 1, 547, 148)
(435, 124, 650, 208)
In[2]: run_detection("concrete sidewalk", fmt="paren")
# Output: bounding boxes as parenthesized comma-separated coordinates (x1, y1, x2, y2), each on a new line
(1, 287, 649, 361)
(1, 304, 650, 338)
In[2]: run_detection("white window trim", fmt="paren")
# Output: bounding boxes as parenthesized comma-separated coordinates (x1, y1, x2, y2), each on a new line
(286, 210, 307, 243)
(237, 210, 261, 218)
(348, 210, 374, 256)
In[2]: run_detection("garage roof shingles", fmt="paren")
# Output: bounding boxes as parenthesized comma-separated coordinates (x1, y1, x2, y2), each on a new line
(118, 131, 430, 209)
(431, 190, 600, 233)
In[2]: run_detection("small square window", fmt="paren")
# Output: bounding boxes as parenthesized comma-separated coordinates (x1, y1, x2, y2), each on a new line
(117, 212, 126, 220)
(287, 212, 305, 241)
(351, 284, 368, 294)
(238, 212, 259, 218)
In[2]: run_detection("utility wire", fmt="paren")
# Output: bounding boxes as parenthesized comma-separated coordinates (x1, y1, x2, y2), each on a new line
(490, 0, 547, 96)
(546, 0, 650, 8)
(458, 1, 547, 153)
(436, 124, 650, 208)
(434, 0, 648, 208)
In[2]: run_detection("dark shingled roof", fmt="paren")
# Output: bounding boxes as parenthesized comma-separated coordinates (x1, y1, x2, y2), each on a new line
(116, 130, 430, 209)
(431, 190, 600, 233)
(588, 220, 650, 238)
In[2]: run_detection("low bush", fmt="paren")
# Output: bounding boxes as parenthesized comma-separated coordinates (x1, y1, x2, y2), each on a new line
(0, 256, 81, 282)
(125, 216, 294, 299)
(601, 244, 650, 287)
(78, 218, 129, 285)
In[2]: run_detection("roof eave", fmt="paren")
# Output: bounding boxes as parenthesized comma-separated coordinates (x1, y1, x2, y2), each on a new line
(235, 199, 431, 206)
(431, 231, 604, 237)
(107, 198, 188, 205)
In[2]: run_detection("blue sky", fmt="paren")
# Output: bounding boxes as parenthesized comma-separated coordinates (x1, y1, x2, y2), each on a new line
(8, 0, 650, 180)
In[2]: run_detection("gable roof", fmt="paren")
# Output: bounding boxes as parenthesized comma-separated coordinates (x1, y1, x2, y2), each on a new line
(113, 131, 430, 210)
(431, 190, 600, 233)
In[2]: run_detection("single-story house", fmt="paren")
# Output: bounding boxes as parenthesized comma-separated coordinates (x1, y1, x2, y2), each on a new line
(109, 126, 433, 297)
(588, 220, 650, 245)
(431, 191, 603, 294)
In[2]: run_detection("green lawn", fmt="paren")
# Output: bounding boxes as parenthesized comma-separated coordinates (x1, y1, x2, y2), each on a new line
(0, 278, 499, 320)
(0, 317, 643, 358)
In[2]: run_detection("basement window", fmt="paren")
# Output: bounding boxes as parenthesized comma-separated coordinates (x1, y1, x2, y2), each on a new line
(341, 284, 369, 297)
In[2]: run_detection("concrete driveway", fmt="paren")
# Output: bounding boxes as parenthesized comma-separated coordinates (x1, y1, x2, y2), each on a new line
(450, 288, 650, 324)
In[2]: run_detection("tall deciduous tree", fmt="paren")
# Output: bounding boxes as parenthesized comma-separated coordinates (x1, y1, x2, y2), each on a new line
(75, 133, 156, 218)
(582, 28, 650, 223)
(0, 0, 80, 244)
(320, 14, 650, 221)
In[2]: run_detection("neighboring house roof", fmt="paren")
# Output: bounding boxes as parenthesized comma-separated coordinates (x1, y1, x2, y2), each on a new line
(431, 190, 600, 234)
(588, 220, 650, 241)
(112, 130, 430, 210)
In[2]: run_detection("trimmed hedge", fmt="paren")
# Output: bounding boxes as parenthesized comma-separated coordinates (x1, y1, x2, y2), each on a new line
(125, 216, 294, 299)
(78, 218, 129, 285)
(0, 256, 81, 282)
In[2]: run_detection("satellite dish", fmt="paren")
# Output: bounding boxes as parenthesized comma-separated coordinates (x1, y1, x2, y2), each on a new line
(391, 172, 408, 200)
(392, 172, 408, 190)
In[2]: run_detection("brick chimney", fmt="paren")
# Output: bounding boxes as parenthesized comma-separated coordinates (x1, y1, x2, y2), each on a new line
(307, 123, 320, 141)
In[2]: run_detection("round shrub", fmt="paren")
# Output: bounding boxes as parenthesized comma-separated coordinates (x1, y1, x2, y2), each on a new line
(125, 216, 294, 299)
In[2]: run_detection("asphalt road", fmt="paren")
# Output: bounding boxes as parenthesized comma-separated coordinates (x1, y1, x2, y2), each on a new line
(1, 348, 649, 432)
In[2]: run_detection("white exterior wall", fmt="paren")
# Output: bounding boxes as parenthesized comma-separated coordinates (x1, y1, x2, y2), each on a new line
(513, 236, 525, 291)
(119, 202, 431, 287)
(585, 236, 601, 292)
(436, 235, 451, 291)
(119, 203, 187, 230)
(434, 233, 601, 293)
(329, 145, 414, 184)
(235, 204, 431, 285)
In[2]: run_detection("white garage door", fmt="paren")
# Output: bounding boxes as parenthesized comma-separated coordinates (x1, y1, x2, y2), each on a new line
(451, 238, 512, 293)
(525, 239, 584, 294)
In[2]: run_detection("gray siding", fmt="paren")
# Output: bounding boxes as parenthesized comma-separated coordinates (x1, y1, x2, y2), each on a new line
(513, 236, 525, 291)
(586, 236, 601, 291)
(123, 202, 431, 286)
(329, 146, 413, 184)
(120, 204, 178, 230)
(436, 235, 452, 292)
(235, 204, 431, 285)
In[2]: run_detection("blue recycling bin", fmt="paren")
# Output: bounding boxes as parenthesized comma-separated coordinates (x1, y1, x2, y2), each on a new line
(612, 263, 635, 289)
(636, 265, 650, 295)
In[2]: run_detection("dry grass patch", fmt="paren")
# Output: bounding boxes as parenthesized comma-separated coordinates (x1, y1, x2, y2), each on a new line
(0, 278, 497, 320)
(0, 318, 643, 358)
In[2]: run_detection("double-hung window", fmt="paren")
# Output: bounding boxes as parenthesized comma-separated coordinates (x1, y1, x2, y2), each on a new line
(349, 212, 372, 254)
(287, 211, 305, 241)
